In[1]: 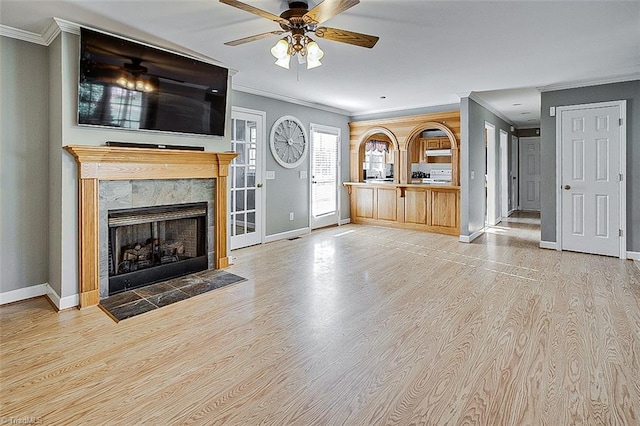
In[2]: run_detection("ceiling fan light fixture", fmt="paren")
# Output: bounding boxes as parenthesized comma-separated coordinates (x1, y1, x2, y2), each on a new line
(274, 55, 291, 69)
(271, 38, 290, 59)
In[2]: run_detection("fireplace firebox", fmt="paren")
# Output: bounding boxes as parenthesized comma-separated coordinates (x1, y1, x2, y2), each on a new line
(108, 202, 208, 295)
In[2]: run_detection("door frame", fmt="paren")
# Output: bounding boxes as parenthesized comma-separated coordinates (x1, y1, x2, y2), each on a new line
(230, 106, 267, 250)
(309, 123, 341, 230)
(555, 100, 627, 259)
(500, 129, 509, 219)
(485, 122, 498, 226)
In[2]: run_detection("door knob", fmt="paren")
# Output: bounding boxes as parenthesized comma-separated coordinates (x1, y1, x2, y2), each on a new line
(564, 184, 571, 190)
(257, 183, 263, 188)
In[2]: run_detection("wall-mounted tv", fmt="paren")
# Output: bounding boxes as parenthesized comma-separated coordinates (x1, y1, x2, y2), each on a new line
(78, 27, 228, 137)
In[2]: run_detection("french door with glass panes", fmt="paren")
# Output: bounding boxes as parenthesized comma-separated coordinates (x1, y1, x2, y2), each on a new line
(310, 124, 341, 229)
(230, 108, 265, 250)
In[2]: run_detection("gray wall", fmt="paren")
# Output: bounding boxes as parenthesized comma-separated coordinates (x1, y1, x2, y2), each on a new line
(0, 37, 50, 293)
(460, 97, 516, 238)
(232, 91, 351, 236)
(540, 80, 640, 251)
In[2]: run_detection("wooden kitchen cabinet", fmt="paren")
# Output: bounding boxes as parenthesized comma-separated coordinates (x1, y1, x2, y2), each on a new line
(422, 137, 451, 150)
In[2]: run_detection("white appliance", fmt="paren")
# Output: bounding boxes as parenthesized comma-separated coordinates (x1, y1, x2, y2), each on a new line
(422, 169, 452, 184)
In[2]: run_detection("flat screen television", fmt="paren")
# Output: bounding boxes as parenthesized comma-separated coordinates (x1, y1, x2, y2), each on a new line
(78, 27, 228, 137)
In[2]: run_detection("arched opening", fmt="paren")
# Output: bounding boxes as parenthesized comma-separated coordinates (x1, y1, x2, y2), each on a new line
(405, 122, 459, 186)
(356, 127, 399, 183)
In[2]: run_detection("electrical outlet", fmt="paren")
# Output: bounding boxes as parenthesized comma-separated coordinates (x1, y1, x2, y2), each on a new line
(289, 212, 294, 221)
(471, 171, 475, 180)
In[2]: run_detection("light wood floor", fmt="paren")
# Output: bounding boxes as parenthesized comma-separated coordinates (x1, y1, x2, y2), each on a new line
(2, 216, 640, 425)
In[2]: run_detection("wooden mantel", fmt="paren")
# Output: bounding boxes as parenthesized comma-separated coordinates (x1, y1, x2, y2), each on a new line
(64, 145, 238, 308)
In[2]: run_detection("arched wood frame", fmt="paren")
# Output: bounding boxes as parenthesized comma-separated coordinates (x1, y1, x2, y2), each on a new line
(404, 122, 460, 186)
(353, 127, 400, 182)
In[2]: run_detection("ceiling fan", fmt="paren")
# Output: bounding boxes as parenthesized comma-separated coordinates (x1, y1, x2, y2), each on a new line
(220, 0, 379, 69)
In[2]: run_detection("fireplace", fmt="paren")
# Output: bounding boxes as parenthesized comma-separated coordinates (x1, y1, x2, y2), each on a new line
(108, 203, 208, 295)
(64, 145, 237, 308)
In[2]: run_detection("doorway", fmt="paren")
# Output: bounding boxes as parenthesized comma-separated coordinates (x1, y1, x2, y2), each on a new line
(310, 123, 341, 229)
(500, 129, 509, 219)
(485, 122, 498, 226)
(556, 100, 626, 258)
(230, 107, 265, 250)
(519, 137, 541, 211)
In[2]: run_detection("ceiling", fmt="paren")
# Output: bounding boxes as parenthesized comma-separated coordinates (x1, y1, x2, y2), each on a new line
(2, 0, 639, 127)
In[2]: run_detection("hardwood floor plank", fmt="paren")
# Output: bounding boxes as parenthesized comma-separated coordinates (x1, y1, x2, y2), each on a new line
(2, 216, 639, 424)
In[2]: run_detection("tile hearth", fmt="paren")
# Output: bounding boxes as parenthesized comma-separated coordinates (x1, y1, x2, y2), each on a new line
(99, 269, 247, 322)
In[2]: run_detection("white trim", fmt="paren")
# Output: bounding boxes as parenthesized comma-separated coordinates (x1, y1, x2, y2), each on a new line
(485, 122, 499, 226)
(265, 227, 311, 243)
(0, 25, 50, 45)
(0, 283, 79, 309)
(540, 240, 559, 250)
(230, 107, 267, 250)
(540, 74, 640, 92)
(459, 228, 484, 243)
(339, 218, 351, 226)
(470, 93, 516, 127)
(233, 85, 351, 116)
(556, 100, 627, 259)
(626, 251, 640, 261)
(309, 123, 342, 230)
(46, 285, 80, 310)
(0, 283, 48, 305)
(500, 129, 509, 219)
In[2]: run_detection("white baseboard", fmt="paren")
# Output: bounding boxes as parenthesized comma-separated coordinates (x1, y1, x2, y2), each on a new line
(339, 218, 351, 226)
(540, 240, 559, 250)
(46, 285, 79, 310)
(265, 227, 311, 243)
(459, 228, 484, 243)
(0, 283, 48, 305)
(0, 283, 79, 310)
(626, 251, 640, 261)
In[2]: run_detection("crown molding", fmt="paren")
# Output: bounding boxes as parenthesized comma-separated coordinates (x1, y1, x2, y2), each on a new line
(0, 24, 49, 45)
(467, 92, 516, 127)
(232, 84, 351, 116)
(1, 17, 78, 46)
(539, 73, 640, 92)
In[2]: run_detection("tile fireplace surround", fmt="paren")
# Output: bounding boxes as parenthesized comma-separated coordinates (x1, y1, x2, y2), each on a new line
(65, 145, 237, 309)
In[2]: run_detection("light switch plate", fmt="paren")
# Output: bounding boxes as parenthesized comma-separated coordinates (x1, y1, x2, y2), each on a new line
(550, 106, 556, 117)
(266, 170, 275, 180)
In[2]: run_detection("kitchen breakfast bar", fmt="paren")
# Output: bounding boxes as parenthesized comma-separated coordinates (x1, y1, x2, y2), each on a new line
(343, 182, 460, 236)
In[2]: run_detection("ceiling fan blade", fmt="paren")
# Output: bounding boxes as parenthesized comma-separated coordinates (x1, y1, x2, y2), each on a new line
(224, 31, 286, 46)
(219, 0, 289, 25)
(315, 27, 379, 48)
(303, 0, 360, 25)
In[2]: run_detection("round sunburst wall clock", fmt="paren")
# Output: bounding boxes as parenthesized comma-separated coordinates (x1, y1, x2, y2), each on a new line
(270, 115, 308, 169)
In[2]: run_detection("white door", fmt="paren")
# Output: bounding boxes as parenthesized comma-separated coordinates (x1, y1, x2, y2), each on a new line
(510, 135, 519, 211)
(230, 108, 265, 249)
(519, 137, 541, 211)
(559, 102, 625, 257)
(310, 124, 340, 229)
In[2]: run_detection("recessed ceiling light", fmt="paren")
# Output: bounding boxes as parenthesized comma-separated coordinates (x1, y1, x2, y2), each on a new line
(380, 96, 387, 99)
(512, 103, 522, 106)
(521, 111, 531, 115)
